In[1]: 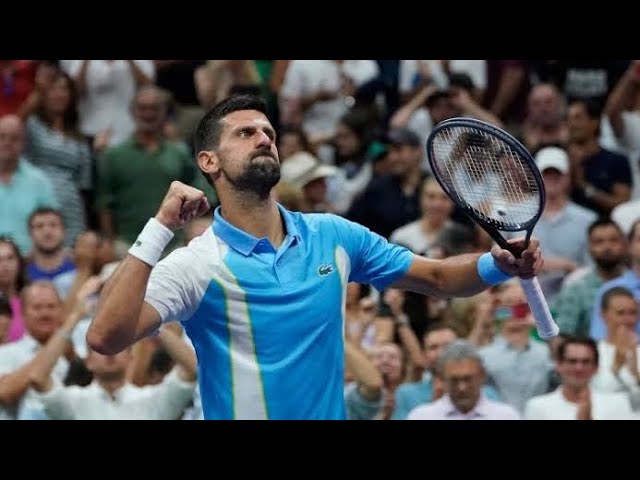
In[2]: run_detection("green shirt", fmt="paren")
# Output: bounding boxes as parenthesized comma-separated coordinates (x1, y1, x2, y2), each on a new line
(553, 268, 605, 337)
(97, 138, 195, 245)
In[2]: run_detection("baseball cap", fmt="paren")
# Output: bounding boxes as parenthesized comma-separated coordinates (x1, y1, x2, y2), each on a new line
(535, 146, 569, 174)
(386, 128, 422, 148)
(280, 152, 337, 189)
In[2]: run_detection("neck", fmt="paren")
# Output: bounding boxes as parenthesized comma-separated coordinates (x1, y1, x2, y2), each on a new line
(51, 116, 64, 132)
(544, 194, 567, 213)
(421, 216, 445, 232)
(579, 139, 600, 157)
(401, 168, 421, 192)
(502, 328, 530, 349)
(32, 248, 66, 271)
(97, 377, 127, 397)
(0, 157, 19, 183)
(135, 130, 161, 150)
(561, 384, 588, 403)
(219, 194, 285, 247)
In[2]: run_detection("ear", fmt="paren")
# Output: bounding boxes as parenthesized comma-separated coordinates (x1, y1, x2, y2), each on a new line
(198, 150, 220, 182)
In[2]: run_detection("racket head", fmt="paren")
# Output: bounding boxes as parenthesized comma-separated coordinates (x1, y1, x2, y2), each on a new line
(426, 117, 545, 236)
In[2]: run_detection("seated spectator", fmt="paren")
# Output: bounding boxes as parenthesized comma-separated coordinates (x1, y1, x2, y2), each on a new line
(407, 340, 520, 420)
(590, 219, 640, 340)
(591, 286, 640, 394)
(524, 336, 635, 420)
(344, 339, 383, 420)
(0, 114, 58, 255)
(28, 287, 197, 419)
(279, 151, 337, 213)
(0, 281, 72, 420)
(479, 280, 554, 413)
(554, 219, 627, 337)
(25, 208, 75, 296)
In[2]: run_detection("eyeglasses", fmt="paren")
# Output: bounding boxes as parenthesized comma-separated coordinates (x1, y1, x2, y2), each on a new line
(563, 357, 594, 366)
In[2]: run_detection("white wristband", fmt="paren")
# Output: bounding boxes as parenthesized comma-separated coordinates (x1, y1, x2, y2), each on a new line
(128, 218, 175, 267)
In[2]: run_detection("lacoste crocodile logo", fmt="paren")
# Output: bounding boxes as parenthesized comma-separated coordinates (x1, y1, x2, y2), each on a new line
(318, 263, 334, 277)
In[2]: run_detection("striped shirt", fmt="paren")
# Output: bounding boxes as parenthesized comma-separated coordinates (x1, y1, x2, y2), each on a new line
(24, 116, 91, 247)
(144, 206, 414, 419)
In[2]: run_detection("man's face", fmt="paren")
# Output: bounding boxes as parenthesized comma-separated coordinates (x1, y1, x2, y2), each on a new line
(423, 328, 457, 371)
(133, 89, 167, 134)
(215, 110, 280, 199)
(23, 284, 62, 343)
(30, 213, 65, 255)
(567, 103, 598, 144)
(528, 85, 562, 128)
(0, 116, 24, 167)
(589, 225, 626, 270)
(387, 144, 421, 178)
(557, 344, 598, 389)
(442, 359, 484, 414)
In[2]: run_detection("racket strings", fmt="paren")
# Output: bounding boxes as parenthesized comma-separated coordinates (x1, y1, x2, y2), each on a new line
(433, 126, 540, 229)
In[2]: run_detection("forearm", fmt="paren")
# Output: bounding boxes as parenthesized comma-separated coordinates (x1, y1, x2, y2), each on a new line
(87, 255, 154, 354)
(389, 85, 436, 129)
(395, 317, 426, 369)
(157, 328, 197, 382)
(345, 341, 383, 401)
(126, 60, 153, 86)
(99, 209, 116, 240)
(0, 362, 36, 406)
(30, 315, 81, 392)
(490, 66, 525, 118)
(604, 66, 638, 137)
(74, 60, 90, 97)
(392, 253, 489, 299)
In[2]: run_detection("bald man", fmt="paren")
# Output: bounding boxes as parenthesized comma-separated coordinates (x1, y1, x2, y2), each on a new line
(0, 115, 58, 255)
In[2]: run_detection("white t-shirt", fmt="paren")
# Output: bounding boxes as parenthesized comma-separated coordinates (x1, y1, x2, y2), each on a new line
(592, 341, 640, 394)
(524, 388, 635, 420)
(33, 369, 195, 420)
(0, 335, 68, 420)
(63, 60, 155, 146)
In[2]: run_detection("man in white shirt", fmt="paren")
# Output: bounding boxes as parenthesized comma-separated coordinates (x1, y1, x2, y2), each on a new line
(29, 276, 197, 420)
(0, 281, 70, 420)
(407, 340, 521, 420)
(524, 336, 635, 420)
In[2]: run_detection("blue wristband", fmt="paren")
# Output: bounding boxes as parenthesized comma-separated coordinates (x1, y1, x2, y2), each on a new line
(477, 252, 512, 286)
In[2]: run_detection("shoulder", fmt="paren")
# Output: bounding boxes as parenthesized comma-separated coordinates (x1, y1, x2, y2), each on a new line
(390, 221, 420, 241)
(101, 140, 135, 159)
(18, 159, 49, 182)
(600, 148, 629, 163)
(488, 399, 521, 418)
(566, 202, 597, 222)
(406, 403, 436, 420)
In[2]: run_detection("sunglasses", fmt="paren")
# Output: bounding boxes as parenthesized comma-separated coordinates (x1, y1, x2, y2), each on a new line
(495, 303, 530, 321)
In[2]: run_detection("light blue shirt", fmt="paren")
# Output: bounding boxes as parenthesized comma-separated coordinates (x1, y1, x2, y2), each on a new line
(0, 159, 58, 255)
(590, 270, 640, 340)
(145, 205, 414, 420)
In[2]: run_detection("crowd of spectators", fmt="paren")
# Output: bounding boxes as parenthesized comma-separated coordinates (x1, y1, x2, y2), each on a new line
(1, 60, 639, 420)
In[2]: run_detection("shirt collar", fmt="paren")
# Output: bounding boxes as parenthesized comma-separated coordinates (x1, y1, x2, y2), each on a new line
(16, 333, 40, 353)
(213, 203, 301, 256)
(443, 394, 487, 418)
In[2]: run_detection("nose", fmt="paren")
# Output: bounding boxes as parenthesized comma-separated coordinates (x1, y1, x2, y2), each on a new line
(256, 130, 273, 148)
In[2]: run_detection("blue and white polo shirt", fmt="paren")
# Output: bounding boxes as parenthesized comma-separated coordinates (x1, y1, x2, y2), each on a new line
(145, 205, 413, 420)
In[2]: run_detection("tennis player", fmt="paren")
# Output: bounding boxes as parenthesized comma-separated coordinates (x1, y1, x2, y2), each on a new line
(87, 95, 543, 420)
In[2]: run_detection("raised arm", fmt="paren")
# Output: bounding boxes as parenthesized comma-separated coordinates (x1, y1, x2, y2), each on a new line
(157, 325, 198, 382)
(30, 278, 101, 392)
(392, 238, 542, 298)
(87, 181, 209, 355)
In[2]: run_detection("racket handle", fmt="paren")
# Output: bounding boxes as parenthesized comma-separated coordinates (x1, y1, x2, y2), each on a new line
(519, 277, 560, 340)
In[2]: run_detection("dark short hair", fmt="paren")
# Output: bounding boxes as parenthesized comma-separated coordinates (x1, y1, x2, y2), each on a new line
(28, 207, 64, 230)
(587, 217, 623, 238)
(557, 335, 599, 366)
(601, 285, 635, 311)
(193, 95, 269, 186)
(193, 94, 269, 155)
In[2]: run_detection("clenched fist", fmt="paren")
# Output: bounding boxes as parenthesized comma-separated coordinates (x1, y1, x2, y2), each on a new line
(155, 181, 211, 231)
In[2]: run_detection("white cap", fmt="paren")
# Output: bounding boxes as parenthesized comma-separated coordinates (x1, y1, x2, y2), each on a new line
(535, 146, 569, 174)
(280, 152, 337, 189)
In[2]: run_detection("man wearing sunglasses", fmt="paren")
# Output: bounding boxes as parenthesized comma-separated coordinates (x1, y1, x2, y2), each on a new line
(478, 280, 555, 414)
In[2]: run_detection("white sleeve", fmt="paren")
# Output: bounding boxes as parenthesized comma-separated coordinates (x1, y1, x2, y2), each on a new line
(61, 60, 82, 77)
(280, 60, 305, 99)
(133, 60, 156, 81)
(33, 382, 75, 420)
(523, 398, 543, 420)
(146, 369, 197, 420)
(144, 247, 205, 324)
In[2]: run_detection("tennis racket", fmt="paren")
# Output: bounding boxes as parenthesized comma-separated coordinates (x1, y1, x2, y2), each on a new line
(426, 117, 559, 339)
